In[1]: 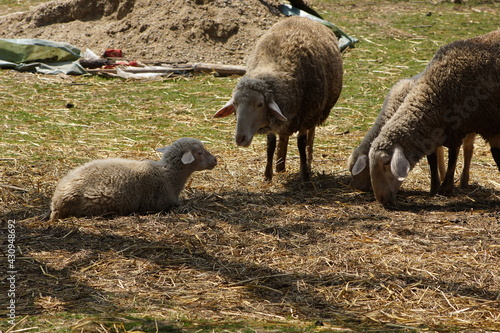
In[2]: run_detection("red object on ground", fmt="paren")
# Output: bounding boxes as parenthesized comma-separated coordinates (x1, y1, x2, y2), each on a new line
(104, 49, 123, 57)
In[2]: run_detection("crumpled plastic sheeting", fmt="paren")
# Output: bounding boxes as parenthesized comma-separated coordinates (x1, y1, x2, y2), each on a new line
(0, 38, 87, 75)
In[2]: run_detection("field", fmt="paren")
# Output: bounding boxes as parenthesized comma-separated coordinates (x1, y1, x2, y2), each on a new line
(1, 1, 500, 332)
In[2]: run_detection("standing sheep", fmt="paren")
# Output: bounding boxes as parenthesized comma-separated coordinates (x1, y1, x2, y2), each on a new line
(348, 73, 476, 195)
(214, 16, 343, 181)
(368, 30, 500, 205)
(50, 138, 217, 220)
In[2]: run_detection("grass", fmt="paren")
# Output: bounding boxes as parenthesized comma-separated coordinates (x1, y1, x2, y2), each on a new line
(1, 74, 235, 159)
(0, 0, 47, 15)
(1, 0, 500, 332)
(321, 0, 499, 133)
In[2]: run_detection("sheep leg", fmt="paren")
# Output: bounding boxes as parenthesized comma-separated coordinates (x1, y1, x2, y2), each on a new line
(492, 148, 500, 171)
(459, 133, 476, 188)
(297, 129, 310, 181)
(487, 134, 500, 172)
(265, 133, 276, 181)
(427, 151, 440, 196)
(306, 127, 315, 171)
(436, 146, 446, 182)
(276, 135, 289, 173)
(438, 145, 460, 195)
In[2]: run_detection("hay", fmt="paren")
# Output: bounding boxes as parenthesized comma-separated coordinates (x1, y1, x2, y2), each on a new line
(1, 1, 500, 331)
(7, 140, 500, 331)
(4, 124, 500, 331)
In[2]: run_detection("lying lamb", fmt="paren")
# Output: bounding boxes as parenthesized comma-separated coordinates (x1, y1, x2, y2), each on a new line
(214, 16, 343, 181)
(369, 29, 500, 205)
(50, 138, 217, 220)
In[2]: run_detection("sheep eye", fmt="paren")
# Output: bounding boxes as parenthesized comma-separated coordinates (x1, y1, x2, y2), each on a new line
(381, 154, 391, 165)
(257, 102, 264, 108)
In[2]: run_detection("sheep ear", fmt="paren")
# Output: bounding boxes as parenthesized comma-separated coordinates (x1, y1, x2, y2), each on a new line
(268, 99, 287, 121)
(181, 151, 195, 164)
(390, 145, 410, 181)
(214, 99, 235, 118)
(352, 155, 368, 176)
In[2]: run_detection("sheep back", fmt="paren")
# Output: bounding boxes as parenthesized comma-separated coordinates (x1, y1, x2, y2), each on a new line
(246, 16, 343, 136)
(372, 29, 500, 166)
(349, 76, 418, 171)
(50, 138, 217, 220)
(50, 159, 178, 220)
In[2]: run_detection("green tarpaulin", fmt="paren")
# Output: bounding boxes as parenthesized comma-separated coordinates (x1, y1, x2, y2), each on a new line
(0, 38, 86, 75)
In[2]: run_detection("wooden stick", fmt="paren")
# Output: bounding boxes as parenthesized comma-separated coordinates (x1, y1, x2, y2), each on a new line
(0, 183, 28, 192)
(86, 62, 246, 77)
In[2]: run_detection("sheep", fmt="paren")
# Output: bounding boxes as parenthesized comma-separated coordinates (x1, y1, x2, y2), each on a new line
(213, 16, 343, 181)
(368, 29, 500, 205)
(49, 138, 217, 220)
(348, 73, 476, 195)
(349, 74, 425, 192)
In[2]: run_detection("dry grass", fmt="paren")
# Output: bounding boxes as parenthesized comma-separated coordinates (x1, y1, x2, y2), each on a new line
(2, 71, 500, 333)
(1, 1, 500, 332)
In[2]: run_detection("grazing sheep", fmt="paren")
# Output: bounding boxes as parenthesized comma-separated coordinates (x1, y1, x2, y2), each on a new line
(349, 75, 424, 192)
(369, 29, 500, 205)
(348, 74, 476, 195)
(50, 138, 217, 220)
(214, 16, 343, 181)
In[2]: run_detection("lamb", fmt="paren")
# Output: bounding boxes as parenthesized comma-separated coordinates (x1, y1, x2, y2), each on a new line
(368, 29, 500, 205)
(214, 16, 343, 181)
(348, 73, 476, 195)
(49, 138, 217, 220)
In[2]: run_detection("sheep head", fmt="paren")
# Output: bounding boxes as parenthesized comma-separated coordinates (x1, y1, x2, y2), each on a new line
(369, 144, 410, 205)
(214, 77, 287, 147)
(157, 138, 217, 171)
(182, 142, 217, 171)
(348, 153, 372, 192)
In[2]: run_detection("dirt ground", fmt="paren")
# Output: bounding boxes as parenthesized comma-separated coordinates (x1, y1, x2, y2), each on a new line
(0, 0, 284, 64)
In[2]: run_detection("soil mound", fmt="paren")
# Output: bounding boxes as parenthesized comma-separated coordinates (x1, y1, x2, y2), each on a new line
(0, 0, 286, 64)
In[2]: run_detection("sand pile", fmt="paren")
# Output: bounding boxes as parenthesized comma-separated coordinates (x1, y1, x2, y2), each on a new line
(0, 0, 287, 64)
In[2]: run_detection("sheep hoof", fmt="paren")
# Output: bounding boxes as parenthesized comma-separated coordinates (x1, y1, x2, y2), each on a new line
(264, 169, 273, 182)
(300, 171, 311, 182)
(276, 164, 286, 173)
(437, 185, 454, 196)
